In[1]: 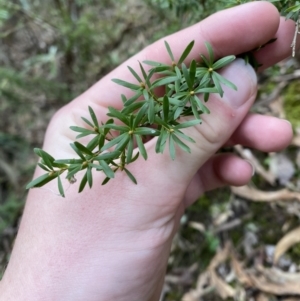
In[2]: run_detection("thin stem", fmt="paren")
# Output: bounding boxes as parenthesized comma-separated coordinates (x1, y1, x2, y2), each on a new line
(291, 13, 300, 57)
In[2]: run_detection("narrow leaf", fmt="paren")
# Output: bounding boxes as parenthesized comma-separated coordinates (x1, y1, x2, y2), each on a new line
(169, 134, 176, 160)
(88, 106, 99, 128)
(205, 42, 214, 64)
(74, 141, 94, 156)
(107, 106, 129, 125)
(81, 116, 94, 127)
(126, 136, 134, 164)
(151, 76, 178, 89)
(133, 102, 148, 128)
(134, 127, 159, 136)
(182, 63, 192, 90)
(164, 40, 175, 61)
(127, 65, 142, 82)
(178, 40, 194, 65)
(212, 55, 236, 70)
(189, 59, 196, 87)
(174, 119, 201, 129)
(111, 78, 141, 91)
(148, 97, 155, 124)
(79, 172, 88, 193)
(34, 148, 54, 170)
(57, 175, 65, 197)
(163, 95, 169, 122)
(26, 172, 58, 189)
(172, 134, 191, 153)
(135, 134, 148, 160)
(124, 167, 137, 184)
(101, 133, 127, 151)
(87, 166, 93, 188)
(100, 160, 115, 178)
(214, 72, 237, 91)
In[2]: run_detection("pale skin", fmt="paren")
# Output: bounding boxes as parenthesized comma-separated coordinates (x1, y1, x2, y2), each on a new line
(0, 2, 298, 301)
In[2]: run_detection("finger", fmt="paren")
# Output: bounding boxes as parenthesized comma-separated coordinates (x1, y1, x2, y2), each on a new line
(226, 114, 293, 152)
(183, 154, 254, 207)
(256, 17, 300, 71)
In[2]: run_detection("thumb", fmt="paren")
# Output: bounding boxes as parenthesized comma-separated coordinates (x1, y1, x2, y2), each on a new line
(142, 59, 257, 184)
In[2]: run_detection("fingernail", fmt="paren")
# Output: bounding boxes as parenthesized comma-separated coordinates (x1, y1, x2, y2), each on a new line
(281, 119, 292, 126)
(220, 59, 257, 109)
(245, 159, 255, 176)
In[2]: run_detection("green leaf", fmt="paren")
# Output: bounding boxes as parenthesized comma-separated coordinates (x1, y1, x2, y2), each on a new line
(88, 106, 99, 128)
(139, 62, 152, 87)
(205, 42, 214, 65)
(26, 172, 58, 189)
(172, 134, 191, 153)
(79, 172, 88, 193)
(94, 150, 121, 161)
(135, 134, 147, 160)
(126, 136, 134, 164)
(189, 60, 196, 87)
(174, 119, 201, 129)
(81, 116, 94, 128)
(174, 66, 181, 79)
(193, 95, 210, 114)
(123, 90, 143, 107)
(37, 163, 51, 172)
(190, 98, 201, 119)
(148, 97, 155, 124)
(101, 133, 128, 151)
(66, 164, 83, 179)
(87, 135, 101, 151)
(175, 129, 196, 143)
(182, 63, 192, 90)
(34, 148, 54, 170)
(57, 175, 65, 197)
(102, 176, 111, 185)
(107, 106, 130, 125)
(133, 103, 148, 128)
(164, 40, 175, 61)
(163, 95, 169, 122)
(143, 60, 166, 67)
(100, 160, 115, 178)
(177, 40, 194, 65)
(70, 126, 96, 138)
(121, 100, 145, 116)
(74, 141, 94, 156)
(70, 143, 86, 160)
(151, 76, 178, 89)
(212, 55, 236, 70)
(213, 71, 237, 91)
(211, 72, 224, 97)
(155, 128, 168, 153)
(115, 134, 130, 152)
(124, 167, 137, 184)
(127, 65, 142, 83)
(54, 158, 83, 164)
(134, 127, 159, 136)
(169, 134, 176, 160)
(87, 166, 93, 188)
(111, 78, 141, 91)
(104, 124, 130, 132)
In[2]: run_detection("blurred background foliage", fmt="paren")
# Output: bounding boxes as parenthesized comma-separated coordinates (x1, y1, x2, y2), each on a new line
(1, 1, 300, 300)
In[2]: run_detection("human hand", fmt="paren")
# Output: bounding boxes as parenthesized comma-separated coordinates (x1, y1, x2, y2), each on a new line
(0, 2, 297, 301)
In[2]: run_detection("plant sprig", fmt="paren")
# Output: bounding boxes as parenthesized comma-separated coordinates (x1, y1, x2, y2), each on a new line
(26, 41, 237, 197)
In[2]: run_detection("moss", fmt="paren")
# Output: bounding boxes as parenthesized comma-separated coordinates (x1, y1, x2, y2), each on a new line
(283, 81, 300, 129)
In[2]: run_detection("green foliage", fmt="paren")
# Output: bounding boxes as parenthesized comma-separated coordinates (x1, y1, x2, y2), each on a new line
(27, 41, 237, 196)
